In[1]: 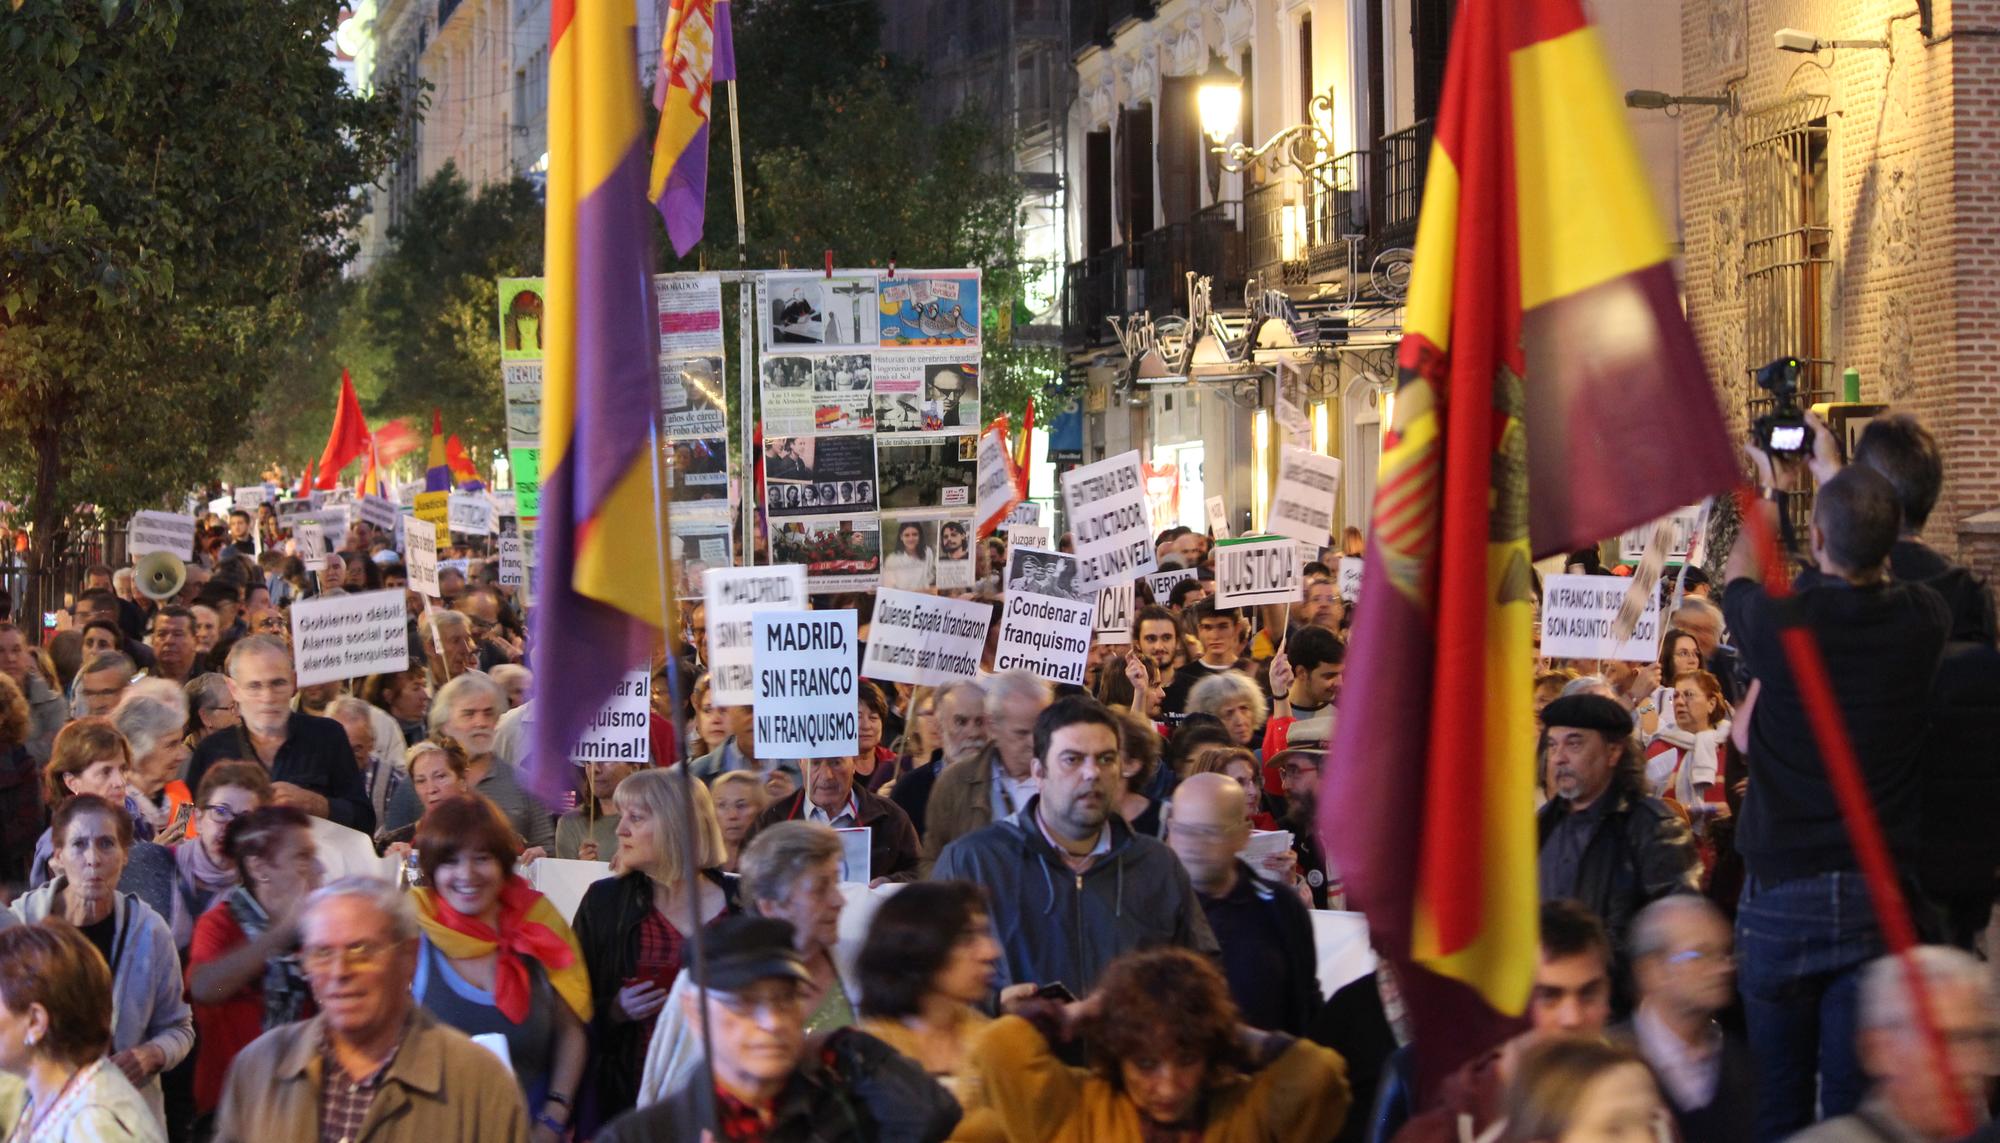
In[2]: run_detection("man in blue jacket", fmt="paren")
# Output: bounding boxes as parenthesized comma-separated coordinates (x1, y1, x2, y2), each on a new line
(933, 695, 1217, 995)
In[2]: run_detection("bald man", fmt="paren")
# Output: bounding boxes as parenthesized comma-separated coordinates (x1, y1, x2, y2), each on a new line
(1167, 773, 1322, 1034)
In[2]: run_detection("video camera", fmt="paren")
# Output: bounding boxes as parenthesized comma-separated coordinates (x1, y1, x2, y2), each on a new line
(1751, 355, 1811, 458)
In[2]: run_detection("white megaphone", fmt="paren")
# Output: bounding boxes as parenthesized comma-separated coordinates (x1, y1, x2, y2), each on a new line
(133, 551, 187, 602)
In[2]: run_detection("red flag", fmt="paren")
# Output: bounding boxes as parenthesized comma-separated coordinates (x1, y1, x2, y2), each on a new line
(1321, 0, 1737, 1093)
(370, 418, 421, 466)
(1014, 396, 1034, 500)
(294, 458, 316, 500)
(314, 369, 371, 489)
(445, 434, 480, 484)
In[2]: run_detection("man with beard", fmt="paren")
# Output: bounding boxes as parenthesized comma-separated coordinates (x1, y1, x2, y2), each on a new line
(1269, 730, 1337, 909)
(385, 671, 553, 854)
(186, 635, 374, 832)
(933, 696, 1216, 994)
(1536, 693, 1700, 961)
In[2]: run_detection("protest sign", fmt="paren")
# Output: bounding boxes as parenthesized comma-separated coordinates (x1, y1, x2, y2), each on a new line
(413, 491, 450, 530)
(1214, 536, 1302, 608)
(1618, 504, 1706, 563)
(571, 667, 651, 763)
(359, 496, 400, 533)
(1145, 567, 1198, 602)
(1206, 495, 1231, 540)
(497, 536, 525, 586)
(974, 420, 1022, 537)
(314, 503, 351, 538)
(127, 512, 196, 559)
(1007, 523, 1050, 552)
(1266, 446, 1342, 546)
(861, 588, 991, 686)
(404, 518, 440, 597)
(278, 498, 317, 524)
(1093, 581, 1135, 643)
(995, 547, 1094, 685)
(294, 521, 326, 564)
(752, 609, 859, 759)
(833, 826, 872, 885)
(1337, 556, 1364, 602)
(1539, 573, 1663, 661)
(1061, 450, 1156, 592)
(234, 486, 271, 511)
(1006, 501, 1042, 527)
(704, 565, 808, 705)
(448, 492, 494, 536)
(206, 496, 233, 517)
(290, 589, 410, 686)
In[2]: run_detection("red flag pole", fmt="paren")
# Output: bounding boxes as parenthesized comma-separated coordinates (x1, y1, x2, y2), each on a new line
(1734, 484, 1972, 1136)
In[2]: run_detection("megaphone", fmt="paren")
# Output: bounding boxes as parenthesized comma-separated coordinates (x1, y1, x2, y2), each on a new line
(134, 551, 187, 602)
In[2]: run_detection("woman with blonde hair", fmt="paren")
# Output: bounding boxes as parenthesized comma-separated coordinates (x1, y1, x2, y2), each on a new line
(1502, 1038, 1666, 1143)
(709, 769, 769, 873)
(571, 768, 736, 1133)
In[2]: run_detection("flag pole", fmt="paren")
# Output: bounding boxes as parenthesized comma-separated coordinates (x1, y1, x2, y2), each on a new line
(726, 80, 747, 265)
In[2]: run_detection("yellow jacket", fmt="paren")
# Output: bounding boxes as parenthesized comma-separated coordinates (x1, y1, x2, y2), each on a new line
(956, 1014, 1350, 1143)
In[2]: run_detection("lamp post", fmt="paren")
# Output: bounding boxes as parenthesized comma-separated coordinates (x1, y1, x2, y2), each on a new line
(1198, 57, 1333, 175)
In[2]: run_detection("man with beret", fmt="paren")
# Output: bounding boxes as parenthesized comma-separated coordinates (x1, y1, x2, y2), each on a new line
(595, 916, 962, 1142)
(1536, 693, 1701, 965)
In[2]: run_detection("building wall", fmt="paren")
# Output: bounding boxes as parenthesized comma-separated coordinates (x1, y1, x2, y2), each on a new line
(420, 0, 516, 190)
(1677, 0, 1996, 569)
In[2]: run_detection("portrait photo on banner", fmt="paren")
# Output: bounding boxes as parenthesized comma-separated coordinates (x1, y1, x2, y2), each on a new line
(763, 435, 879, 517)
(1007, 546, 1087, 604)
(769, 515, 882, 592)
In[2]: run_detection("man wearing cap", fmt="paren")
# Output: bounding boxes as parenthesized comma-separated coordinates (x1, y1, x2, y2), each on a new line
(595, 916, 961, 1143)
(1271, 720, 1338, 909)
(1536, 693, 1700, 961)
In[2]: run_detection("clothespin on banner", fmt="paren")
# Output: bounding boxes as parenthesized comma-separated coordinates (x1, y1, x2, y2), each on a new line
(886, 254, 896, 280)
(824, 250, 834, 279)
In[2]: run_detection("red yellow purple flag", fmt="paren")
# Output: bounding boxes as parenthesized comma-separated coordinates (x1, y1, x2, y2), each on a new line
(530, 0, 665, 807)
(649, 0, 735, 257)
(1321, 0, 1737, 1085)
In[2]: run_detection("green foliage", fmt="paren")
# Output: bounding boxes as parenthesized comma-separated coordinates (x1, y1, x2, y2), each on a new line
(0, 0, 403, 554)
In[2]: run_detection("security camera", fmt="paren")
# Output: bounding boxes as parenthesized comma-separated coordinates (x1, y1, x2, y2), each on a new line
(1774, 28, 1822, 53)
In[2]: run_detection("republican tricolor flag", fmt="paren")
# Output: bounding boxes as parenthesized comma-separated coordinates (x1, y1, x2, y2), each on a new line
(1322, 0, 1736, 1089)
(649, 0, 735, 257)
(531, 0, 666, 807)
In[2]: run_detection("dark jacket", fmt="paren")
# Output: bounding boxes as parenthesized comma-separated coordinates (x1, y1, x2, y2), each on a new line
(1918, 640, 2000, 945)
(571, 867, 740, 1133)
(1891, 537, 1997, 645)
(887, 751, 942, 837)
(1535, 787, 1701, 952)
(187, 712, 374, 834)
(747, 785, 921, 883)
(1609, 1019, 1755, 1143)
(594, 1028, 961, 1143)
(0, 742, 40, 883)
(1199, 860, 1322, 1037)
(931, 798, 1218, 994)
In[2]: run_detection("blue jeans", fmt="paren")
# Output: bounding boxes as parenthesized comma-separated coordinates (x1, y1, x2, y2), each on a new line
(1734, 870, 1887, 1142)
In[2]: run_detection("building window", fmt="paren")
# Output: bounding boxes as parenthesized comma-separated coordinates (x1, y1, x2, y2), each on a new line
(1744, 96, 1832, 402)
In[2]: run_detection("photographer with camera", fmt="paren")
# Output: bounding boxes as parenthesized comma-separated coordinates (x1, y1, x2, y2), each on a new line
(1723, 364, 1952, 1140)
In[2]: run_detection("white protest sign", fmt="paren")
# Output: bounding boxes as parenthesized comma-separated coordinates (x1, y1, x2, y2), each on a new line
(1145, 567, 1199, 602)
(498, 536, 525, 586)
(1061, 450, 1156, 592)
(294, 521, 326, 564)
(127, 511, 196, 559)
(206, 496, 232, 517)
(404, 517, 440, 597)
(290, 588, 411, 686)
(752, 609, 859, 759)
(1539, 573, 1663, 661)
(833, 826, 872, 885)
(448, 492, 494, 536)
(1206, 495, 1231, 540)
(1008, 523, 1050, 552)
(995, 546, 1094, 685)
(1337, 556, 1365, 602)
(861, 588, 991, 686)
(234, 486, 271, 511)
(279, 498, 317, 524)
(705, 565, 808, 705)
(1214, 536, 1302, 608)
(1093, 581, 1134, 643)
(1618, 504, 1706, 563)
(1267, 446, 1342, 546)
(1006, 501, 1042, 526)
(359, 496, 401, 533)
(975, 421, 1022, 536)
(571, 667, 651, 763)
(314, 502, 352, 538)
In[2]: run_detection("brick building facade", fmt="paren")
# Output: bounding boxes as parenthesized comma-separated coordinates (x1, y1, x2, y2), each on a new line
(1678, 0, 2000, 575)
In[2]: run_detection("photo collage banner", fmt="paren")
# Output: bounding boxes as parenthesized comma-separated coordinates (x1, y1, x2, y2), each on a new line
(657, 274, 732, 600)
(756, 269, 983, 594)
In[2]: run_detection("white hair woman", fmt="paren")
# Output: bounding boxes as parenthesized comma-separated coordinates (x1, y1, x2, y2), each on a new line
(111, 680, 192, 842)
(1186, 670, 1269, 753)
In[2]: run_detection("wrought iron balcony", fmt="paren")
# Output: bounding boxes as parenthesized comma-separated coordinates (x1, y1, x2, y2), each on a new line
(1064, 201, 1243, 348)
(1064, 246, 1129, 348)
(1243, 120, 1433, 289)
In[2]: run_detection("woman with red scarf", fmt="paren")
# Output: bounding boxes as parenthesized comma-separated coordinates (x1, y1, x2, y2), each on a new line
(409, 795, 591, 1143)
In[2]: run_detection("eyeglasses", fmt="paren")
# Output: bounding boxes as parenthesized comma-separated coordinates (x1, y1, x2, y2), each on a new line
(200, 803, 241, 823)
(299, 939, 395, 973)
(1665, 948, 1734, 967)
(1279, 764, 1320, 779)
(712, 986, 805, 1021)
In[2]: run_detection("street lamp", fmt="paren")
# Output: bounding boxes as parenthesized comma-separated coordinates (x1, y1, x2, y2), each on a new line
(1199, 56, 1333, 174)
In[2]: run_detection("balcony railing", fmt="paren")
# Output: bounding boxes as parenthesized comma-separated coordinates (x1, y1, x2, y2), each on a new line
(1243, 121, 1432, 286)
(1370, 119, 1432, 255)
(1064, 202, 1243, 347)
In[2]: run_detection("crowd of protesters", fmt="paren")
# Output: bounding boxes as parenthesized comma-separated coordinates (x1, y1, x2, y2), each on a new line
(0, 411, 1993, 1143)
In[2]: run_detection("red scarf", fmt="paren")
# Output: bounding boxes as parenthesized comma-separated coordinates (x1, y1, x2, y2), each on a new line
(419, 875, 580, 1023)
